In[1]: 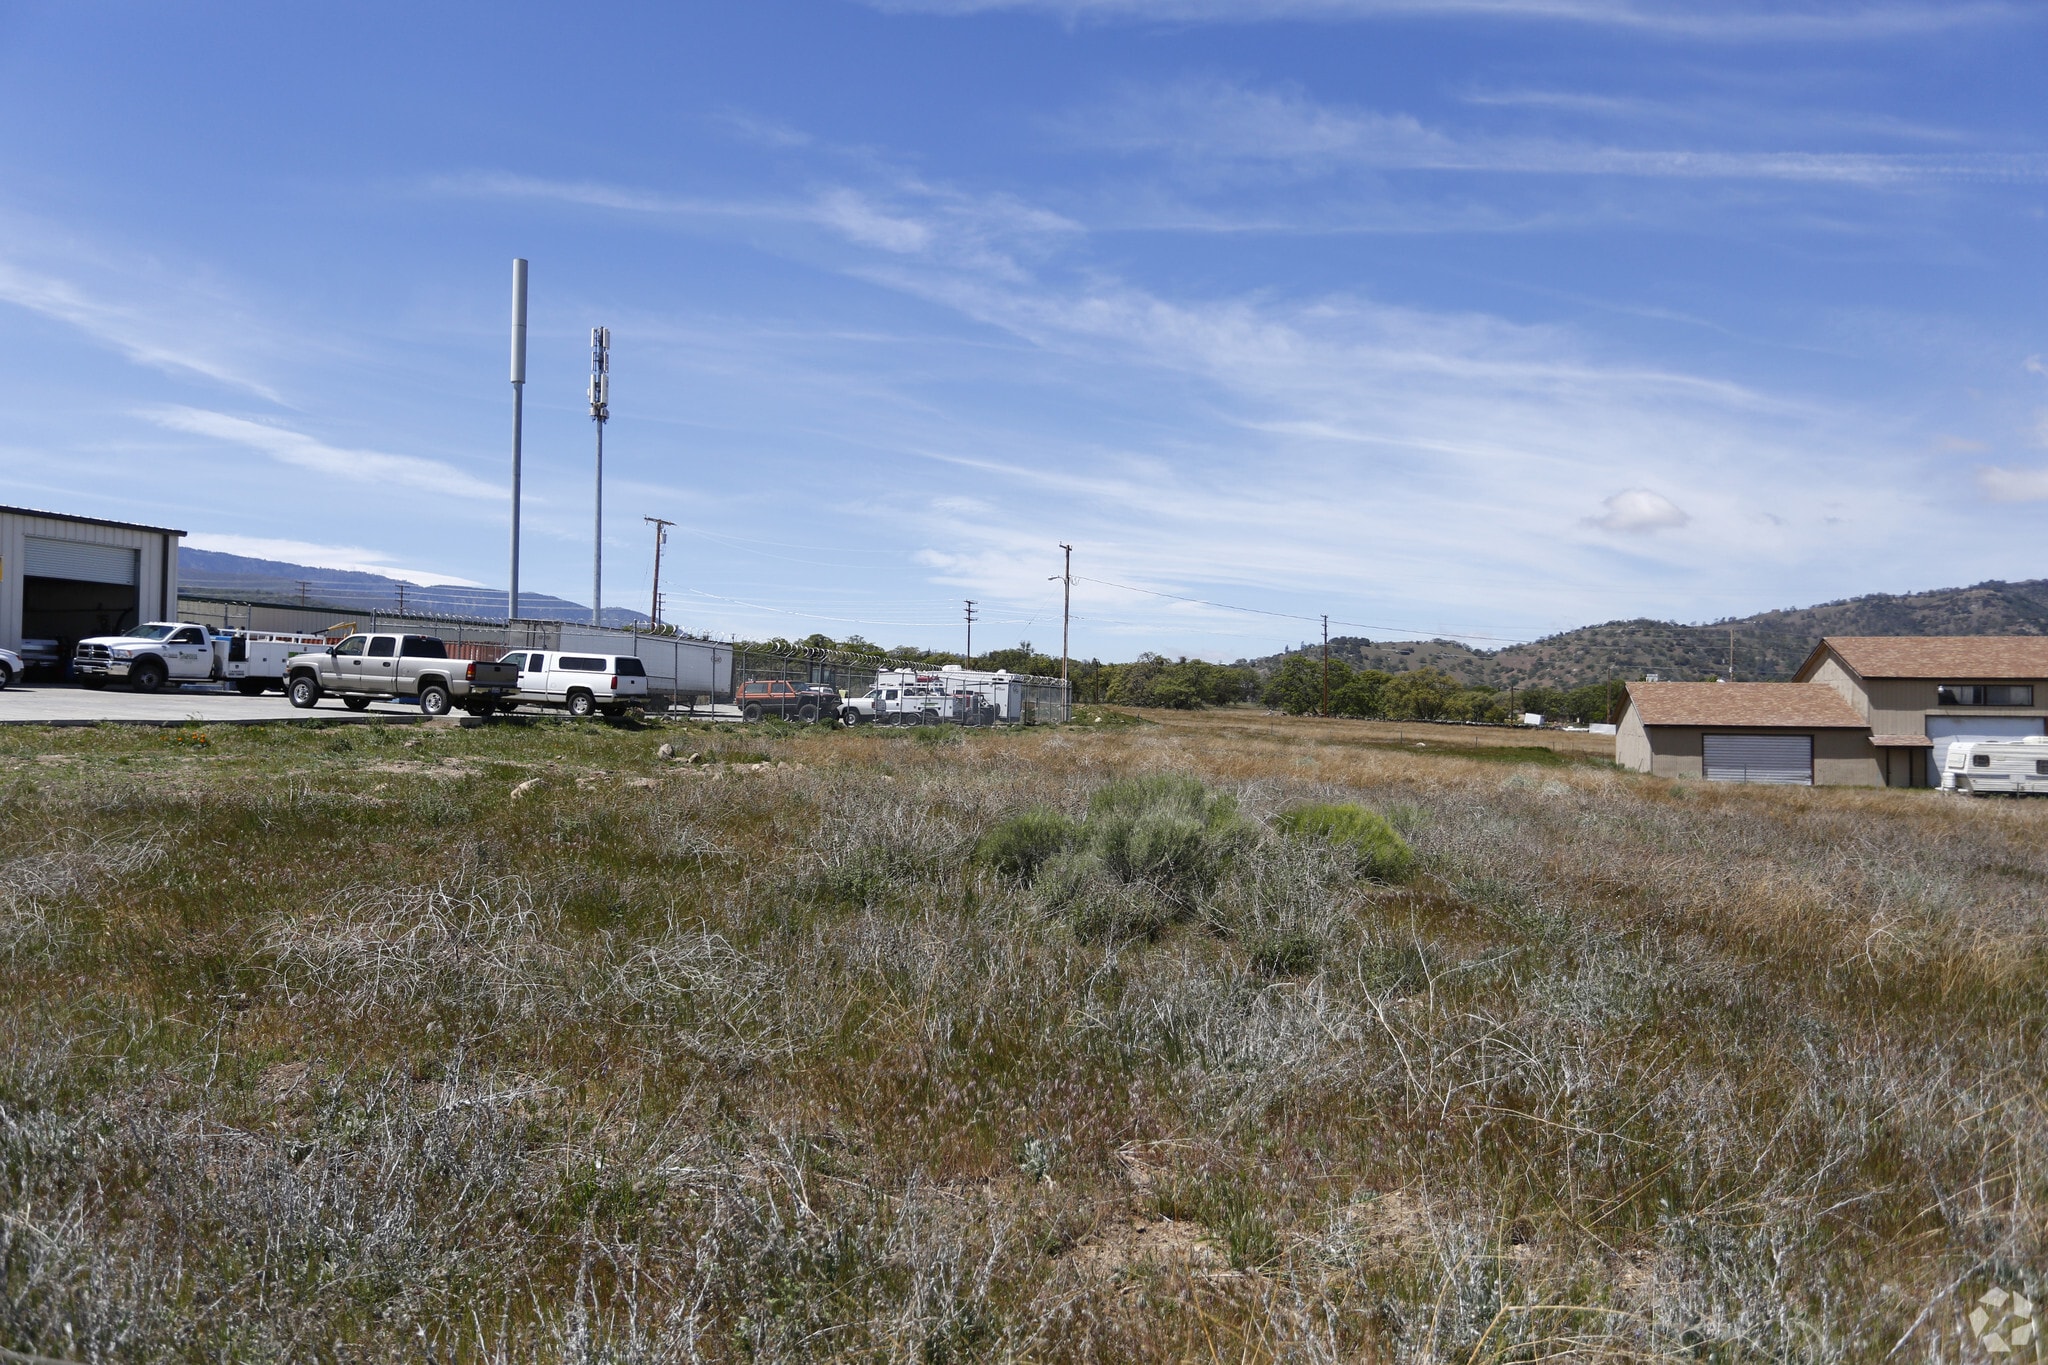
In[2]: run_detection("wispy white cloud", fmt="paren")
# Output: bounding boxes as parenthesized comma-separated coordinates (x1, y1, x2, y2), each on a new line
(710, 109, 815, 149)
(825, 258, 1912, 633)
(867, 0, 2029, 42)
(1067, 79, 2048, 187)
(1977, 466, 2048, 502)
(433, 170, 1083, 286)
(421, 159, 1941, 640)
(0, 257, 283, 400)
(1457, 87, 1969, 145)
(145, 407, 504, 502)
(183, 533, 482, 586)
(812, 188, 934, 253)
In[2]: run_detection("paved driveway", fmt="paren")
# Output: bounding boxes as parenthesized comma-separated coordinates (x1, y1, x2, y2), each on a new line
(0, 681, 432, 725)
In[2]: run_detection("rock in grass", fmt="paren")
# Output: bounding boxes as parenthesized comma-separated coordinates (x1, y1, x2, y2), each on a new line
(658, 742, 676, 759)
(510, 777, 544, 800)
(1274, 803, 1414, 882)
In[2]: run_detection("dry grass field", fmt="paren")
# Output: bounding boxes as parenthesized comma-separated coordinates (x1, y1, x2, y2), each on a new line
(3, 706, 2045, 1362)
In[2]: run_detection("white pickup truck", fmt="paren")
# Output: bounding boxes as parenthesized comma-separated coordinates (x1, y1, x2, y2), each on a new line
(287, 633, 520, 717)
(497, 650, 650, 717)
(73, 623, 327, 695)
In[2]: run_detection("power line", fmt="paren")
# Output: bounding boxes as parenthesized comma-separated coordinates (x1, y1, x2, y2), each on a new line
(682, 588, 1033, 631)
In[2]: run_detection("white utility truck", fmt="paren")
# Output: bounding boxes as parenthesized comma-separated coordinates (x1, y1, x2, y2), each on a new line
(841, 669, 999, 726)
(1941, 735, 2048, 796)
(73, 623, 329, 695)
(224, 631, 338, 695)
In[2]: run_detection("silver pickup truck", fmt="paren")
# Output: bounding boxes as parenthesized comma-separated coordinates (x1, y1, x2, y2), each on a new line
(283, 633, 519, 717)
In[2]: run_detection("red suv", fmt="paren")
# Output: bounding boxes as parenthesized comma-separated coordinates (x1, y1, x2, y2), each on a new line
(736, 679, 838, 723)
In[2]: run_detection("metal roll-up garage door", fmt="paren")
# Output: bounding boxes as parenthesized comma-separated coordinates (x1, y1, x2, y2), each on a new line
(1703, 733, 1813, 785)
(23, 536, 138, 585)
(1927, 716, 2045, 780)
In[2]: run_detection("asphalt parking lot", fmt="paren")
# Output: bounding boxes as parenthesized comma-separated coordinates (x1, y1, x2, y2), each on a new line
(0, 681, 434, 725)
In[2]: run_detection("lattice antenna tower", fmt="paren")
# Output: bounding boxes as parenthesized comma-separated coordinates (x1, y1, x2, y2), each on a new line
(589, 326, 610, 627)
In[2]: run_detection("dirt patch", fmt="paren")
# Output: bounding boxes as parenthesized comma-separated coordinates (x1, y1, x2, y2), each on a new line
(257, 1060, 314, 1106)
(1065, 1214, 1228, 1280)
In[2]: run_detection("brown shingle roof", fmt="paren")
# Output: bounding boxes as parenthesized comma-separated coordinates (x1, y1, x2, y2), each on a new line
(1801, 636, 2048, 681)
(1626, 682, 1868, 729)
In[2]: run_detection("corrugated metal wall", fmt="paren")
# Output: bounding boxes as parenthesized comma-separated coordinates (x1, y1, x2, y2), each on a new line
(0, 510, 178, 652)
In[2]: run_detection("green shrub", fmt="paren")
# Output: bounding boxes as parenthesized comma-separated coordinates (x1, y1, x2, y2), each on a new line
(988, 775, 1251, 939)
(973, 809, 1078, 880)
(1274, 803, 1415, 882)
(1084, 775, 1248, 907)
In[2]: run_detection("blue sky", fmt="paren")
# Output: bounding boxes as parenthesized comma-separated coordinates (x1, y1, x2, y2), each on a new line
(1, 1, 2044, 659)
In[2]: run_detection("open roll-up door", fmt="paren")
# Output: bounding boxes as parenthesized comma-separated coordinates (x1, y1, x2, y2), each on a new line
(1703, 733, 1813, 785)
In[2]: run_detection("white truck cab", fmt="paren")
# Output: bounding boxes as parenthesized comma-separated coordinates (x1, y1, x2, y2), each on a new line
(75, 622, 223, 693)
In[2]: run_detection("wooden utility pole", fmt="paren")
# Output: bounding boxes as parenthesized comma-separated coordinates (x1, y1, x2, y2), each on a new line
(1058, 544, 1072, 686)
(1321, 615, 1330, 717)
(644, 516, 674, 628)
(964, 600, 977, 666)
(1728, 627, 1735, 682)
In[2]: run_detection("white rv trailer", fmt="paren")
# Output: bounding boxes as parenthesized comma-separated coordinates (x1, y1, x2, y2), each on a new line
(876, 665, 1038, 723)
(1941, 735, 2048, 796)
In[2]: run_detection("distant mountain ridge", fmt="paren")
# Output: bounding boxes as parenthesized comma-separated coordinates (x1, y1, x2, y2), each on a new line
(1252, 578, 2048, 690)
(179, 549, 2048, 682)
(177, 548, 651, 629)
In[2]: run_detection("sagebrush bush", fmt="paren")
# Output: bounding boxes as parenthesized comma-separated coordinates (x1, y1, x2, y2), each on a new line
(972, 809, 1077, 880)
(1274, 802, 1415, 882)
(1082, 773, 1250, 904)
(979, 775, 1255, 940)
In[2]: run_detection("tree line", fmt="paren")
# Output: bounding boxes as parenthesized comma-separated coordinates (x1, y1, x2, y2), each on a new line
(1259, 657, 1622, 724)
(737, 634, 1625, 725)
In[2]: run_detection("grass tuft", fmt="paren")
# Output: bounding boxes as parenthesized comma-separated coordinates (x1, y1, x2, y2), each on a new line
(1273, 801, 1415, 882)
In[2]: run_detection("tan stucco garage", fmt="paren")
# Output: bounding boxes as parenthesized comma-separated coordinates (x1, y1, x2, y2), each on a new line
(1616, 682, 1879, 786)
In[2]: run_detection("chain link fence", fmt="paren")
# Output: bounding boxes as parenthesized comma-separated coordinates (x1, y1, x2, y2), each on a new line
(177, 596, 1068, 722)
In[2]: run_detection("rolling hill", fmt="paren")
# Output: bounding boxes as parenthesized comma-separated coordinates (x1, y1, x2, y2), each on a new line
(1254, 578, 2048, 690)
(177, 548, 652, 629)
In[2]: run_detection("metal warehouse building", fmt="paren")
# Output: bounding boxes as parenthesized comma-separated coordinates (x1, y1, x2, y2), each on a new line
(0, 506, 184, 661)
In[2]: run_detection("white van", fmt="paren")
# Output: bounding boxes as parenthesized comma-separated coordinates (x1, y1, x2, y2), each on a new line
(498, 651, 650, 717)
(1942, 735, 2048, 796)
